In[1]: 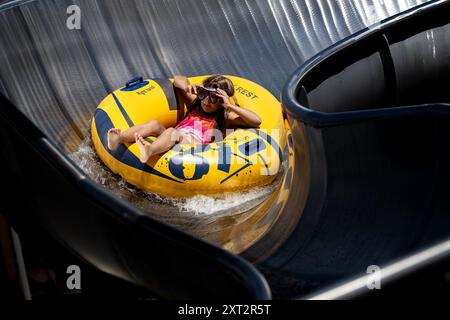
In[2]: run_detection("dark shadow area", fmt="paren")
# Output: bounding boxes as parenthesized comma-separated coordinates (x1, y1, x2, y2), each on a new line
(281, 0, 450, 298)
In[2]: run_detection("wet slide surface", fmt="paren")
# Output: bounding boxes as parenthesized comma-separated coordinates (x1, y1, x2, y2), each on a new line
(0, 0, 443, 298)
(0, 0, 429, 149)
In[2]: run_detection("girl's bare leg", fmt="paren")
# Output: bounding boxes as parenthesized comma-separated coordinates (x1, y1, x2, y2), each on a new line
(107, 120, 166, 151)
(135, 128, 182, 163)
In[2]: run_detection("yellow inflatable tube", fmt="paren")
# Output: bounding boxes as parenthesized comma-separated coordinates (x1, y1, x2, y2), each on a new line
(91, 75, 289, 197)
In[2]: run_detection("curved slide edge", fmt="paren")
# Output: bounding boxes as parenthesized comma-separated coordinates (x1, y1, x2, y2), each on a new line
(0, 92, 271, 299)
(255, 0, 450, 298)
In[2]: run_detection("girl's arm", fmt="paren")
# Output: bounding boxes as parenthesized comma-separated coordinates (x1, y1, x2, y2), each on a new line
(225, 104, 262, 128)
(216, 89, 262, 128)
(173, 75, 197, 104)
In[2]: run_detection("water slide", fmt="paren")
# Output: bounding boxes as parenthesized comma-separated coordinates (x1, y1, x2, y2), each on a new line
(1, 0, 448, 299)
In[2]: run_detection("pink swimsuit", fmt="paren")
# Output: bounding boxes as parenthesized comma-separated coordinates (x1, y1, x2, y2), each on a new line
(175, 109, 218, 144)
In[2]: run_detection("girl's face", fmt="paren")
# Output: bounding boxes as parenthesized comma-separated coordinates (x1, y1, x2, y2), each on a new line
(200, 97, 222, 114)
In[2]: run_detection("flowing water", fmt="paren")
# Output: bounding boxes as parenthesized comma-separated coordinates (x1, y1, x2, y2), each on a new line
(69, 132, 284, 248)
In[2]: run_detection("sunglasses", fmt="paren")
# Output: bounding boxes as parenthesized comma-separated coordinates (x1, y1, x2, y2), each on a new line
(197, 86, 222, 104)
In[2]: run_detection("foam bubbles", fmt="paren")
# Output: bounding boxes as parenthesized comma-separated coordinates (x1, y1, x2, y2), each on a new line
(69, 136, 279, 227)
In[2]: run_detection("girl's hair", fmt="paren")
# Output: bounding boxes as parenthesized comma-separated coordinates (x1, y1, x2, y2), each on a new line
(188, 75, 237, 135)
(203, 75, 235, 97)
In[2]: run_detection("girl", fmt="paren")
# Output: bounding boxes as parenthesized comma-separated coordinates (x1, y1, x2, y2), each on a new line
(107, 75, 262, 163)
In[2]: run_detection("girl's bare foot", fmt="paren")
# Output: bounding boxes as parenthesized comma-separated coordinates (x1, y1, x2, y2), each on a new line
(107, 128, 122, 151)
(135, 133, 153, 163)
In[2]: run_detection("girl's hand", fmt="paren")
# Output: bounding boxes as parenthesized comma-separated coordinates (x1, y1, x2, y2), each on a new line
(186, 84, 198, 95)
(173, 75, 197, 105)
(174, 76, 197, 94)
(216, 89, 232, 109)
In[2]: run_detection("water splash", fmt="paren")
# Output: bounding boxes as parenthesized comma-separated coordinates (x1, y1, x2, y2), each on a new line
(69, 135, 281, 247)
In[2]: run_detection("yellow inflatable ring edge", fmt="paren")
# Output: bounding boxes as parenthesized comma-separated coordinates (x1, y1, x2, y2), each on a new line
(91, 75, 289, 197)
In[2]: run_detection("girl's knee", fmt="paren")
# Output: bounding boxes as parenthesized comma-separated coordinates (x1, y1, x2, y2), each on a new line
(165, 128, 181, 141)
(146, 120, 166, 134)
(165, 127, 178, 136)
(146, 120, 161, 127)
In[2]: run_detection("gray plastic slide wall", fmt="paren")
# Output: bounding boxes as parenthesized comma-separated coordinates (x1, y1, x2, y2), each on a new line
(0, 0, 429, 151)
(2, 0, 449, 299)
